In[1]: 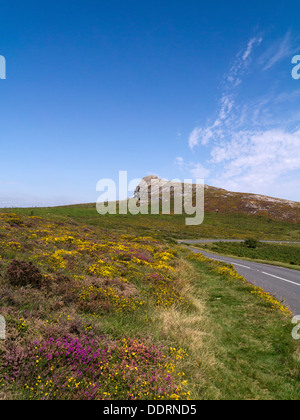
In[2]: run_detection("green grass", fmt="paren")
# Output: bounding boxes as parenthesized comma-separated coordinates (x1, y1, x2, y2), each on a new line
(2, 202, 300, 241)
(198, 241, 300, 268)
(184, 253, 300, 400)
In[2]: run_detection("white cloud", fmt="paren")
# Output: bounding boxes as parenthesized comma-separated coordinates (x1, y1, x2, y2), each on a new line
(260, 31, 297, 71)
(183, 32, 300, 200)
(175, 157, 210, 179)
(188, 95, 235, 150)
(219, 94, 234, 120)
(210, 128, 300, 196)
(243, 37, 263, 61)
(188, 127, 202, 149)
(175, 157, 184, 166)
(225, 36, 263, 87)
(188, 36, 264, 151)
(189, 163, 211, 179)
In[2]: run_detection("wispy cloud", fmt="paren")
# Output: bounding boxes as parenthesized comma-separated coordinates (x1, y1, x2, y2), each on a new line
(188, 35, 263, 151)
(243, 37, 260, 61)
(175, 157, 210, 179)
(210, 128, 300, 196)
(260, 31, 294, 71)
(188, 128, 202, 149)
(182, 31, 300, 200)
(225, 36, 263, 87)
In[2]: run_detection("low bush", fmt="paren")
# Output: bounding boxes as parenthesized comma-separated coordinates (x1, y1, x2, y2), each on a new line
(244, 238, 259, 249)
(6, 260, 44, 289)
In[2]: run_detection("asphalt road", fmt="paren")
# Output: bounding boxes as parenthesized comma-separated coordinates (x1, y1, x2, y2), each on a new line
(189, 247, 300, 315)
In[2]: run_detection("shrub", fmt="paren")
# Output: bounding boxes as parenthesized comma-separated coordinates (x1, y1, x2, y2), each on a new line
(6, 260, 44, 289)
(244, 238, 259, 249)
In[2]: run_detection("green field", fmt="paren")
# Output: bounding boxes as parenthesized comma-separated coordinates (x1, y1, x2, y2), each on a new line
(2, 203, 300, 241)
(198, 241, 300, 268)
(0, 206, 300, 400)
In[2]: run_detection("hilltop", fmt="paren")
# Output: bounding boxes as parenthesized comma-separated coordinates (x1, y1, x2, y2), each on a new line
(135, 176, 300, 224)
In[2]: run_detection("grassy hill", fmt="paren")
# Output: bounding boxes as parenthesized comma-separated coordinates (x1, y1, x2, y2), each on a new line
(3, 201, 299, 242)
(0, 204, 300, 400)
(135, 176, 300, 223)
(203, 184, 300, 223)
(2, 177, 299, 242)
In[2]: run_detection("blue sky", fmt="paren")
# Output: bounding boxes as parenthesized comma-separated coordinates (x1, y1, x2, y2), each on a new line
(0, 0, 300, 206)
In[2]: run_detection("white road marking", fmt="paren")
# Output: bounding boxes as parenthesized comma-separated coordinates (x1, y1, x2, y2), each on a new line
(199, 254, 252, 270)
(232, 263, 251, 269)
(261, 272, 300, 288)
(201, 255, 251, 270)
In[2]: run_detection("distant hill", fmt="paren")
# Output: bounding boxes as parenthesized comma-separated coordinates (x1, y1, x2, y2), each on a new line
(135, 175, 300, 224)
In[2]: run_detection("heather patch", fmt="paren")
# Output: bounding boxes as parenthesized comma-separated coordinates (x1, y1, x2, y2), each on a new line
(1, 335, 189, 400)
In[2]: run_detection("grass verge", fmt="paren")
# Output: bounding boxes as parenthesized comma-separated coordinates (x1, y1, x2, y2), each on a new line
(181, 251, 300, 399)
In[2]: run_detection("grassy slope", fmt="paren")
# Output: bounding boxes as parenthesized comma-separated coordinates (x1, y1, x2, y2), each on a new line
(2, 203, 300, 241)
(0, 206, 300, 400)
(0, 212, 195, 400)
(203, 186, 300, 223)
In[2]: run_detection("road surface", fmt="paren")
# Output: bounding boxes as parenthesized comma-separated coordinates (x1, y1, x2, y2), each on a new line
(189, 248, 300, 315)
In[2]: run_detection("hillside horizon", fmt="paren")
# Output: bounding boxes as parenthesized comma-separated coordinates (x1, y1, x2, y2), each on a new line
(2, 176, 298, 226)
